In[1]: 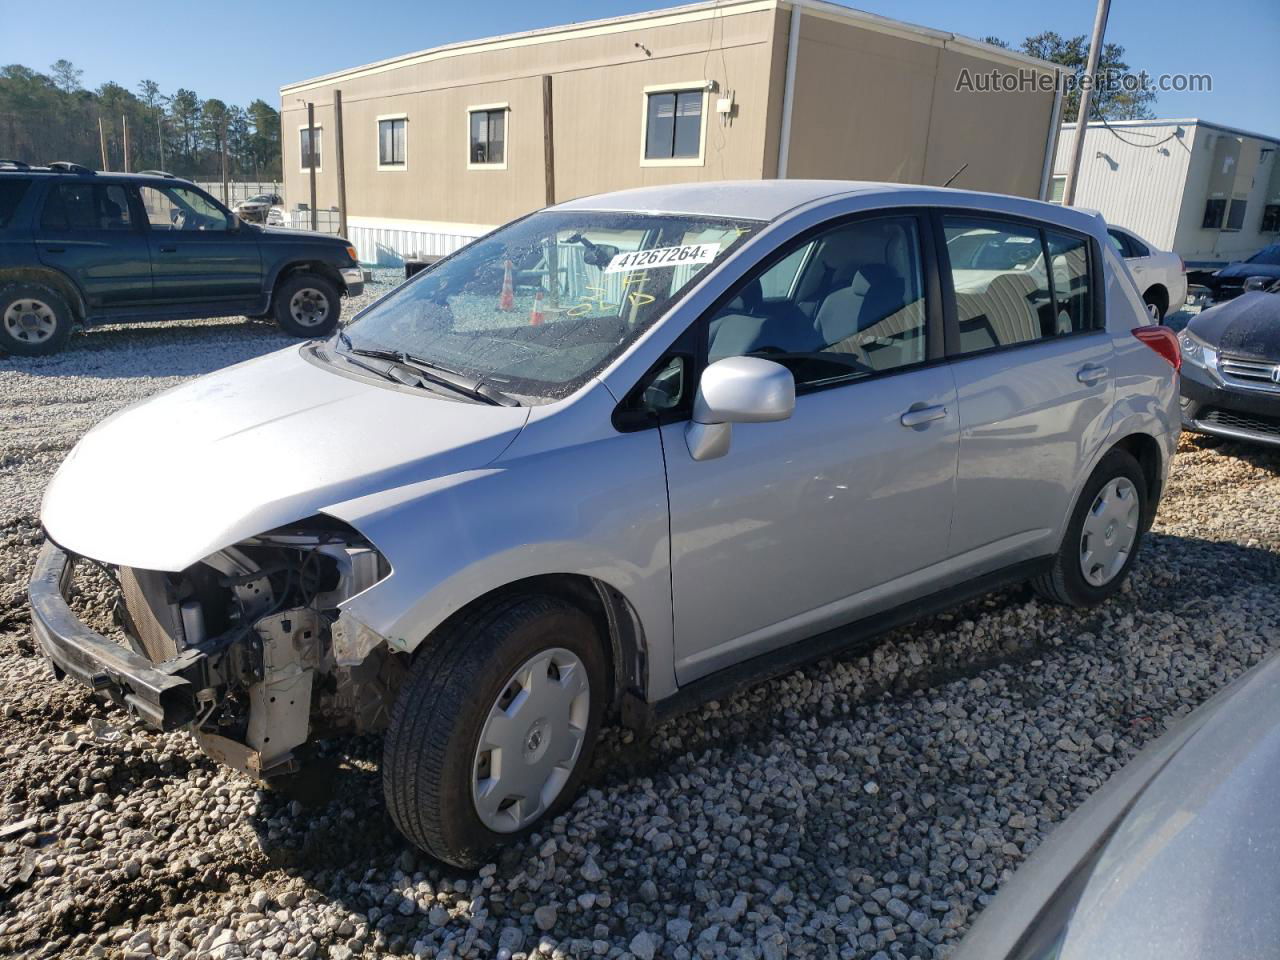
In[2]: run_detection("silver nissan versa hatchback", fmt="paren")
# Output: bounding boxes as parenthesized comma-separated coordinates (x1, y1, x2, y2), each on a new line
(30, 181, 1182, 866)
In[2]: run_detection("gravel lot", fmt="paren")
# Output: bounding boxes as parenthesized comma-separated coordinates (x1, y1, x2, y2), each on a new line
(0, 291, 1277, 960)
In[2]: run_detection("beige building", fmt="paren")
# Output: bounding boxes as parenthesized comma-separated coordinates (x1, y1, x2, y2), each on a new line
(1052, 119, 1280, 265)
(279, 0, 1063, 263)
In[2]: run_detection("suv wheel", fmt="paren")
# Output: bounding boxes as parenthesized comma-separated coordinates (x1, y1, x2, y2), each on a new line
(383, 595, 606, 867)
(1033, 448, 1147, 607)
(0, 283, 74, 356)
(273, 272, 341, 338)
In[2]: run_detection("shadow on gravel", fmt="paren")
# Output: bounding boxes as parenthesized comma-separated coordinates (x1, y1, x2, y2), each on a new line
(0, 318, 294, 381)
(1186, 434, 1280, 474)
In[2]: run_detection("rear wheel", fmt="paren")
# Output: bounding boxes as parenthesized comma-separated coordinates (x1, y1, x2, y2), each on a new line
(382, 595, 606, 867)
(1143, 286, 1169, 322)
(0, 283, 74, 356)
(273, 272, 341, 338)
(1033, 448, 1147, 607)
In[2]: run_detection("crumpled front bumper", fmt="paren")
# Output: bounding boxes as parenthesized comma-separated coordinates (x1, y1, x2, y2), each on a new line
(27, 541, 201, 731)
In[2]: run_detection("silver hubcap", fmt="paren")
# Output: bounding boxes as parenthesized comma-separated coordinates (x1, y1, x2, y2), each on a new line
(1079, 477, 1140, 587)
(472, 647, 590, 833)
(288, 288, 330, 327)
(3, 299, 57, 344)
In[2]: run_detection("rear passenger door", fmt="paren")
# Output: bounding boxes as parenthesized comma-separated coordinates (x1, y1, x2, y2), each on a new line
(939, 213, 1114, 567)
(35, 181, 153, 309)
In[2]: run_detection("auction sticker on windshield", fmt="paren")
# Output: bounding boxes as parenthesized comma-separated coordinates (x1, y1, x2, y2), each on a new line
(605, 242, 721, 273)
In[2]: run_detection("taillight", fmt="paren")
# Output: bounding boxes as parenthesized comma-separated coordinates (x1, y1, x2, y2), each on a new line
(1132, 325, 1181, 371)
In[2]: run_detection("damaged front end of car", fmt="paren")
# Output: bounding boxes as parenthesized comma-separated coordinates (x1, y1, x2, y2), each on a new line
(29, 516, 405, 779)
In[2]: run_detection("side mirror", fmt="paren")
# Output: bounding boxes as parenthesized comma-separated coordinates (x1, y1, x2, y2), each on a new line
(685, 356, 795, 461)
(228, 213, 242, 232)
(1244, 275, 1272, 293)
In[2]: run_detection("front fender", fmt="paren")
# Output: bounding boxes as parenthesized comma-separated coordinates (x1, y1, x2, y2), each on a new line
(325, 405, 676, 701)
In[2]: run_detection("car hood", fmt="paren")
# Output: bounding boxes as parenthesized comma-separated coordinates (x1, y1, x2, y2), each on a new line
(1058, 653, 1280, 959)
(1187, 291, 1280, 361)
(41, 345, 530, 571)
(258, 225, 337, 240)
(1216, 261, 1280, 280)
(954, 652, 1280, 960)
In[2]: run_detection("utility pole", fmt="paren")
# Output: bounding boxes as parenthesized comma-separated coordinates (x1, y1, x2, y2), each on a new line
(220, 119, 229, 206)
(306, 101, 318, 232)
(122, 115, 131, 172)
(541, 74, 555, 208)
(1062, 0, 1110, 207)
(334, 89, 348, 239)
(98, 118, 109, 171)
(156, 94, 169, 171)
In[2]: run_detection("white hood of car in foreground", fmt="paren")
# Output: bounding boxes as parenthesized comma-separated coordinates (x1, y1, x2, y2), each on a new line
(41, 346, 530, 571)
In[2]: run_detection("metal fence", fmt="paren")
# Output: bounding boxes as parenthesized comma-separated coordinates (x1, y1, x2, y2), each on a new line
(192, 181, 283, 206)
(274, 208, 344, 235)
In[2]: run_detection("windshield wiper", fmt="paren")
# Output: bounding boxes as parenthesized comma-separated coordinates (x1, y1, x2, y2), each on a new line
(334, 331, 517, 406)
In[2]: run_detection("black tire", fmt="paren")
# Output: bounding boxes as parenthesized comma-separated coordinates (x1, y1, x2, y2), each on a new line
(1033, 448, 1147, 607)
(0, 282, 74, 356)
(1143, 287, 1168, 322)
(272, 272, 341, 338)
(383, 595, 607, 868)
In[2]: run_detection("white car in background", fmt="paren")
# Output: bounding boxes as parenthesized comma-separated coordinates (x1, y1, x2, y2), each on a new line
(1107, 226, 1187, 321)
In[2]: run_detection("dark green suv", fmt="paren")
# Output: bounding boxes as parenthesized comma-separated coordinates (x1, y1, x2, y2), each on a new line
(0, 162, 363, 355)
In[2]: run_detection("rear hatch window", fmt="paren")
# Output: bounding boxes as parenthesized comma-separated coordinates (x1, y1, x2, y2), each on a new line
(0, 179, 32, 228)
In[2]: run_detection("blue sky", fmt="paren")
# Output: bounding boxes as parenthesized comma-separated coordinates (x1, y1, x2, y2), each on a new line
(3, 0, 1276, 134)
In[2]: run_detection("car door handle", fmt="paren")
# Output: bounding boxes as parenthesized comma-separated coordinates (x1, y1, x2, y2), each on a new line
(158, 245, 177, 253)
(900, 404, 948, 428)
(43, 246, 65, 253)
(1077, 363, 1109, 385)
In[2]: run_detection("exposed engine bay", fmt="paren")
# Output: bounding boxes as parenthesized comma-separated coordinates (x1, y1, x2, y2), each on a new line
(108, 516, 403, 777)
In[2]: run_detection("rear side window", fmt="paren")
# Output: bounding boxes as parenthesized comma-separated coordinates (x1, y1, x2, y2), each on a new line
(0, 179, 31, 228)
(943, 216, 1097, 357)
(41, 183, 133, 231)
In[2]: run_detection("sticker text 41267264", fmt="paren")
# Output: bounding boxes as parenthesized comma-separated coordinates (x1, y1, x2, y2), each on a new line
(604, 243, 721, 274)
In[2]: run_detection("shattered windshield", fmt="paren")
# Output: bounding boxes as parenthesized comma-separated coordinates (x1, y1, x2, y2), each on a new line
(338, 210, 761, 403)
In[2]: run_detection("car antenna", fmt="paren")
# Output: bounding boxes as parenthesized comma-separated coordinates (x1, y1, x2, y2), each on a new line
(943, 163, 968, 188)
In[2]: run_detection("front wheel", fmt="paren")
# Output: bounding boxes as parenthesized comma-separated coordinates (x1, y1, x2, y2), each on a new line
(1033, 448, 1147, 607)
(273, 272, 341, 338)
(383, 595, 606, 867)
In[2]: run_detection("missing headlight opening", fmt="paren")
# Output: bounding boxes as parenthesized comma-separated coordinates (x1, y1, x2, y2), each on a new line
(108, 516, 398, 779)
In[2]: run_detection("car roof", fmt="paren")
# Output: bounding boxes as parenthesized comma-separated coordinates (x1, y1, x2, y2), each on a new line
(552, 179, 1102, 232)
(0, 168, 195, 186)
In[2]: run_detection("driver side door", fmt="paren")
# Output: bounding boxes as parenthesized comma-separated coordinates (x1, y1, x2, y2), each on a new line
(137, 184, 262, 306)
(660, 212, 960, 684)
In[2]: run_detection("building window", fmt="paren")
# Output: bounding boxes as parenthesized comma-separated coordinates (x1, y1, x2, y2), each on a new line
(1048, 175, 1066, 203)
(1224, 198, 1247, 231)
(299, 126, 322, 172)
(378, 116, 407, 169)
(643, 88, 705, 161)
(1202, 197, 1226, 230)
(1262, 204, 1280, 233)
(468, 106, 507, 168)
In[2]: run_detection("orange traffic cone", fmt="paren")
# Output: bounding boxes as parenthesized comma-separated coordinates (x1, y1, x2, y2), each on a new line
(530, 289, 545, 326)
(498, 259, 515, 312)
